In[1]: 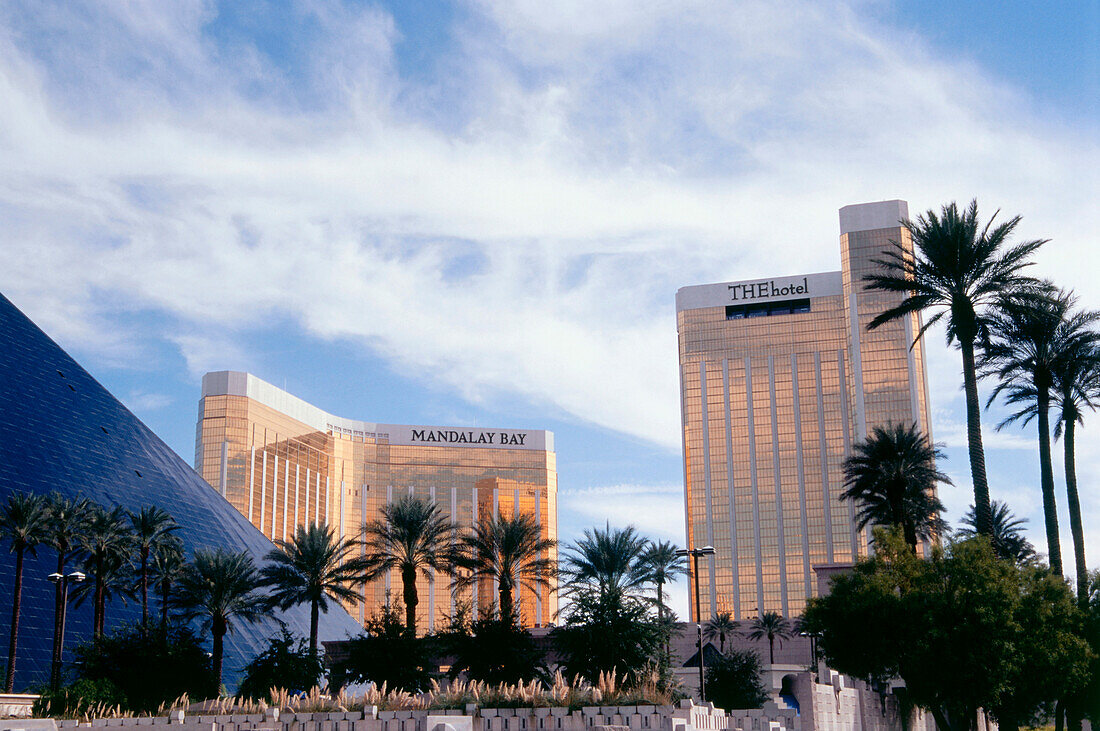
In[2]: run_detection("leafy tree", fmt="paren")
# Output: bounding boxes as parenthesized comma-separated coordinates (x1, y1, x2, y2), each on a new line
(984, 286, 1098, 577)
(150, 535, 185, 633)
(129, 507, 179, 628)
(747, 612, 793, 665)
(260, 522, 369, 656)
(70, 623, 214, 713)
(455, 512, 555, 626)
(330, 604, 432, 692)
(561, 524, 649, 597)
(174, 548, 266, 693)
(841, 422, 949, 552)
(1082, 570, 1100, 725)
(704, 611, 738, 654)
(1, 491, 48, 692)
(44, 492, 92, 689)
(864, 199, 1045, 536)
(552, 584, 665, 685)
(75, 504, 134, 637)
(703, 648, 768, 711)
(236, 629, 325, 700)
(361, 497, 456, 637)
(446, 615, 548, 685)
(803, 529, 1090, 731)
(956, 500, 1035, 565)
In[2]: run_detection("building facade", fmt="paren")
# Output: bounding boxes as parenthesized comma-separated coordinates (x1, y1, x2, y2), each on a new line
(676, 200, 933, 619)
(195, 371, 558, 631)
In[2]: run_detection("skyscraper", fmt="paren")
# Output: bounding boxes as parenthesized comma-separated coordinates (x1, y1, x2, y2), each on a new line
(676, 200, 932, 618)
(195, 371, 558, 631)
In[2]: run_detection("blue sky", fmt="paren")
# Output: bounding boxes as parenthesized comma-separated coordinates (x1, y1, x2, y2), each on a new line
(1, 0, 1097, 618)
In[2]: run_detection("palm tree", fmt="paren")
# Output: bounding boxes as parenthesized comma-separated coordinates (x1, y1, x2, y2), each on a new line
(704, 611, 738, 654)
(455, 512, 556, 625)
(561, 523, 649, 598)
(864, 200, 1046, 537)
(151, 535, 185, 632)
(130, 506, 179, 627)
(983, 287, 1099, 577)
(841, 422, 950, 552)
(77, 505, 134, 637)
(44, 492, 91, 689)
(0, 492, 48, 692)
(361, 496, 456, 636)
(174, 548, 265, 692)
(1050, 334, 1100, 604)
(956, 500, 1035, 565)
(260, 522, 370, 656)
(747, 611, 793, 665)
(638, 539, 688, 621)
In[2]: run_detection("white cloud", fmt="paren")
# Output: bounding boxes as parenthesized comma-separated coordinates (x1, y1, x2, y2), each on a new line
(1, 0, 1098, 470)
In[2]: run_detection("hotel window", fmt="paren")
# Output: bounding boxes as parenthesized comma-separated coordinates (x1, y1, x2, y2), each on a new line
(726, 299, 811, 320)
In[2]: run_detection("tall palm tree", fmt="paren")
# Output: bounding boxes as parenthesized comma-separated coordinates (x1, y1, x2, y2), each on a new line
(361, 496, 456, 636)
(174, 548, 265, 692)
(841, 422, 950, 552)
(151, 535, 185, 632)
(638, 539, 688, 621)
(130, 506, 179, 627)
(77, 505, 134, 637)
(1051, 336, 1100, 605)
(0, 492, 48, 692)
(704, 611, 738, 654)
(561, 523, 649, 598)
(44, 492, 91, 690)
(864, 200, 1046, 536)
(260, 522, 370, 656)
(455, 512, 556, 625)
(747, 611, 793, 665)
(983, 287, 1099, 577)
(955, 500, 1035, 565)
(71, 551, 134, 637)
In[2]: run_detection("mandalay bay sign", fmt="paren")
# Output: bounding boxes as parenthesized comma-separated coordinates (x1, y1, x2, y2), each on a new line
(377, 423, 551, 451)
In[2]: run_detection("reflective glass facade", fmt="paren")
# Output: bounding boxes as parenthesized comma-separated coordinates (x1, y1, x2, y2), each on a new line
(195, 372, 558, 631)
(0, 295, 363, 692)
(676, 200, 932, 618)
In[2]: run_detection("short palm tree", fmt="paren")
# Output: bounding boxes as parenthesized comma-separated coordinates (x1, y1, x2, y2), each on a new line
(638, 539, 688, 620)
(561, 523, 649, 598)
(44, 492, 92, 689)
(174, 548, 266, 692)
(151, 535, 186, 632)
(983, 287, 1099, 577)
(130, 506, 179, 627)
(455, 512, 556, 625)
(260, 522, 370, 656)
(704, 611, 739, 654)
(956, 500, 1035, 565)
(747, 611, 793, 665)
(0, 492, 48, 692)
(841, 422, 950, 552)
(1051, 338, 1100, 604)
(864, 199, 1045, 537)
(361, 497, 456, 636)
(77, 505, 134, 637)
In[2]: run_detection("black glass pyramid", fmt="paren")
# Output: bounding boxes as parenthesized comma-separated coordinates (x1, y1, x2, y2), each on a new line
(0, 293, 363, 691)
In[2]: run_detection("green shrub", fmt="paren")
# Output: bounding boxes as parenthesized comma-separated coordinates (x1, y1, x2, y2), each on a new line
(237, 629, 324, 700)
(32, 678, 128, 719)
(703, 649, 768, 711)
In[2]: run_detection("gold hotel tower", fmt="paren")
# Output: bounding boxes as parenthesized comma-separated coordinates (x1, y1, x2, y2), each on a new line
(195, 371, 558, 631)
(676, 200, 932, 619)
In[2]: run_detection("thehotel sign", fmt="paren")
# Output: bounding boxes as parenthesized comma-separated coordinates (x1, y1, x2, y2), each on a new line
(675, 271, 843, 312)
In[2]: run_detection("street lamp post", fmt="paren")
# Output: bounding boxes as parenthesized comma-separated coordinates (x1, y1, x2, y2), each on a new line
(676, 545, 716, 702)
(48, 570, 85, 690)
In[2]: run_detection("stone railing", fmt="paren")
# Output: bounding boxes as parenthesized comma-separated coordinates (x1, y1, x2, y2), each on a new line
(0, 694, 40, 720)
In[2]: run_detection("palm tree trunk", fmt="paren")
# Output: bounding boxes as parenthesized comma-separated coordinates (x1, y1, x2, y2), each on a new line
(1062, 420, 1088, 604)
(94, 577, 105, 637)
(212, 616, 226, 695)
(499, 582, 514, 626)
(1036, 390, 1062, 576)
(310, 599, 320, 657)
(141, 548, 150, 627)
(5, 546, 25, 693)
(769, 635, 775, 665)
(51, 552, 65, 689)
(960, 338, 993, 536)
(161, 582, 170, 633)
(402, 566, 418, 636)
